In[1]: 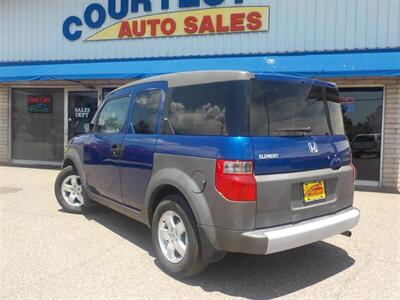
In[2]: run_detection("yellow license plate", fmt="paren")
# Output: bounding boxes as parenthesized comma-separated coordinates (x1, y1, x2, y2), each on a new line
(302, 181, 326, 203)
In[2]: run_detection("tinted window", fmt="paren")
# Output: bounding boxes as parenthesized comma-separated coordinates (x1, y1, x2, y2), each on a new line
(251, 80, 344, 136)
(97, 97, 130, 133)
(132, 90, 162, 134)
(163, 81, 249, 136)
(339, 87, 383, 182)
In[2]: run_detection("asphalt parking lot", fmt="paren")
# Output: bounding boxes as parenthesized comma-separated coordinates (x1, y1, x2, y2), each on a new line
(1, 166, 399, 299)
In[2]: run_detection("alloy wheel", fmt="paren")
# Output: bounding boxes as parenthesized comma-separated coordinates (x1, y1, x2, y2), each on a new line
(61, 175, 84, 207)
(158, 210, 187, 263)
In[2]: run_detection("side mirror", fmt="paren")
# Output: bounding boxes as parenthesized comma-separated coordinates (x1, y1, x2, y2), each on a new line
(89, 123, 95, 132)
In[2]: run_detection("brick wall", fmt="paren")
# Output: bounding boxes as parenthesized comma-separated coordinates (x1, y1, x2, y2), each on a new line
(382, 80, 400, 191)
(0, 86, 9, 163)
(329, 78, 400, 191)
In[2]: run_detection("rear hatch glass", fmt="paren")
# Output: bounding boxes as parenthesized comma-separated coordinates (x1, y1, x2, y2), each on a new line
(250, 78, 350, 175)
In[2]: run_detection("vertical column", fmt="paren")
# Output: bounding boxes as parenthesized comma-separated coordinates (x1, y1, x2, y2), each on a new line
(0, 86, 10, 163)
(382, 79, 400, 191)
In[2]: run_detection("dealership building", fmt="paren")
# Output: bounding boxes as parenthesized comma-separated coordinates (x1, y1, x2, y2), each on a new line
(0, 0, 399, 191)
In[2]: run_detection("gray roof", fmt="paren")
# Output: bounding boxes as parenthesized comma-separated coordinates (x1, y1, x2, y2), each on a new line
(112, 70, 254, 94)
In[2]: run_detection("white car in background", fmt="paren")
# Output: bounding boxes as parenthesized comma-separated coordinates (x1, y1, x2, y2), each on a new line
(351, 134, 381, 158)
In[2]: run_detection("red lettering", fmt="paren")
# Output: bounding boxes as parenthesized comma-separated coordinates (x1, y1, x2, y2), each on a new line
(118, 11, 261, 38)
(28, 96, 51, 103)
(118, 21, 132, 38)
(199, 15, 215, 34)
(231, 13, 245, 32)
(161, 18, 176, 35)
(40, 96, 50, 103)
(184, 16, 198, 34)
(147, 19, 160, 36)
(216, 14, 229, 32)
(247, 11, 262, 30)
(132, 20, 146, 36)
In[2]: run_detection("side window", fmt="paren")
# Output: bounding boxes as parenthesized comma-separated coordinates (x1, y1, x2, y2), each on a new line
(97, 96, 130, 133)
(162, 81, 249, 136)
(132, 89, 162, 134)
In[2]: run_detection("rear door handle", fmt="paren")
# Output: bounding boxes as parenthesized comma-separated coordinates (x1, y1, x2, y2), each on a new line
(111, 144, 124, 157)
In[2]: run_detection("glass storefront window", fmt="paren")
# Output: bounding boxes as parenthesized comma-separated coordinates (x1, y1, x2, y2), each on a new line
(339, 87, 384, 182)
(12, 88, 64, 162)
(68, 91, 98, 141)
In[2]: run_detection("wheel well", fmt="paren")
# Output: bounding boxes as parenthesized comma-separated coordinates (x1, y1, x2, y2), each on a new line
(148, 185, 191, 226)
(62, 158, 76, 170)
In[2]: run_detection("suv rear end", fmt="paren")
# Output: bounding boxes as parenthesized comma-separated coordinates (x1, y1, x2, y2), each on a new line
(251, 76, 355, 227)
(198, 74, 360, 255)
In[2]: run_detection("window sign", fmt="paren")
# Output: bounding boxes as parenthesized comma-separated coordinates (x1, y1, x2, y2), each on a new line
(27, 95, 52, 113)
(339, 96, 356, 113)
(75, 107, 91, 119)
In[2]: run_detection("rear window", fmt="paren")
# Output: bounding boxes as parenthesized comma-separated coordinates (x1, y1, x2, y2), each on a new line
(162, 81, 249, 136)
(251, 79, 345, 136)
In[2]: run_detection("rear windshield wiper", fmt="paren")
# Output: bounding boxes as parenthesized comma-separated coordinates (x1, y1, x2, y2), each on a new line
(275, 127, 312, 133)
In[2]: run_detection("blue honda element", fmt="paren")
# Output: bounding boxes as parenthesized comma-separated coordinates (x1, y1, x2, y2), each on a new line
(55, 71, 360, 277)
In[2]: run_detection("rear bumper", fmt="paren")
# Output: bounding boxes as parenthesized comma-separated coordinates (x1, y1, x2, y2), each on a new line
(199, 207, 360, 255)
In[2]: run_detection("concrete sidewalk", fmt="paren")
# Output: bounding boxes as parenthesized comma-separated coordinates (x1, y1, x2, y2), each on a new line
(1, 166, 399, 299)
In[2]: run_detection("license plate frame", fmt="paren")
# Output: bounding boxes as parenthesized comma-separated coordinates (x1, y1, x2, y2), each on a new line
(302, 180, 326, 203)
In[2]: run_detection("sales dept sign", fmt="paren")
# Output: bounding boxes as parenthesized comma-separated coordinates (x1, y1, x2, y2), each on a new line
(63, 1, 269, 41)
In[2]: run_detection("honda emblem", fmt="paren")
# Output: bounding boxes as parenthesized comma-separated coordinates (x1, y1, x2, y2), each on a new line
(308, 142, 319, 153)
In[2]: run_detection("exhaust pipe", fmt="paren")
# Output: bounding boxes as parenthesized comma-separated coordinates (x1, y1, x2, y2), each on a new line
(341, 231, 352, 237)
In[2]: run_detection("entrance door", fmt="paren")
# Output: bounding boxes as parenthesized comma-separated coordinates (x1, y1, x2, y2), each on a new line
(339, 87, 384, 185)
(68, 91, 98, 141)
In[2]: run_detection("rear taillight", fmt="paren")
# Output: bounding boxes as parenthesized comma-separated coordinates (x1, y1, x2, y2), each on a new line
(215, 160, 256, 202)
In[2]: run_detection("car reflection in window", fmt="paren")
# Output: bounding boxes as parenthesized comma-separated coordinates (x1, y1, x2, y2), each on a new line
(132, 90, 162, 134)
(169, 101, 227, 136)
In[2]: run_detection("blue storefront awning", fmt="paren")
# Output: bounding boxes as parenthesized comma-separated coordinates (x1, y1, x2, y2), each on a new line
(0, 50, 399, 83)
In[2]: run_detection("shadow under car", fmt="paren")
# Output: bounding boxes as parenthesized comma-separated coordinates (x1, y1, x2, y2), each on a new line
(75, 205, 355, 299)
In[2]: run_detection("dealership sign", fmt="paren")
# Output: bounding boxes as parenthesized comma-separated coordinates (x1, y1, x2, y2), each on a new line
(63, 0, 269, 41)
(27, 96, 52, 113)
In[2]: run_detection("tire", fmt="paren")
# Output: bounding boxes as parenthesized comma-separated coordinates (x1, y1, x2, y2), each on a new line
(54, 165, 92, 214)
(152, 194, 208, 278)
